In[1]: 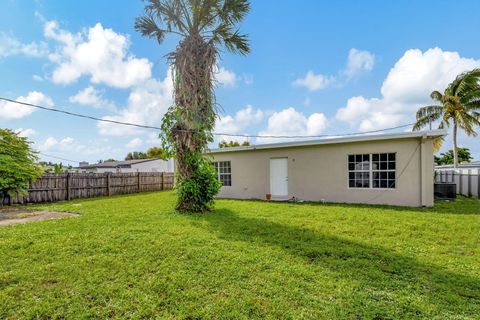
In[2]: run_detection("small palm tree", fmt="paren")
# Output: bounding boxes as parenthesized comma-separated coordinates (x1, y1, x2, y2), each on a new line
(135, 0, 250, 212)
(413, 69, 480, 168)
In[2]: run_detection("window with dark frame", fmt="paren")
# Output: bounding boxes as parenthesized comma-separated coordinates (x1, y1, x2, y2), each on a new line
(213, 161, 232, 186)
(348, 153, 396, 189)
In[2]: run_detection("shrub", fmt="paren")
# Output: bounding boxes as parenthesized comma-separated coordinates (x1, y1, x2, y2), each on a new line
(175, 157, 221, 212)
(0, 129, 43, 199)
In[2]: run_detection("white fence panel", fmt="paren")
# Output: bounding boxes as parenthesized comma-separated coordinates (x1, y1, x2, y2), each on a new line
(435, 169, 479, 198)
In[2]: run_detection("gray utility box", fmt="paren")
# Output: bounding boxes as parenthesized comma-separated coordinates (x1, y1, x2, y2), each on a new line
(434, 183, 456, 200)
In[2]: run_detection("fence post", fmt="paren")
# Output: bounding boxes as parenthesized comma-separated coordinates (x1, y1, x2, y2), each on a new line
(137, 172, 141, 193)
(478, 172, 480, 198)
(66, 173, 71, 201)
(106, 173, 111, 196)
(467, 169, 472, 197)
(161, 172, 164, 190)
(457, 172, 462, 195)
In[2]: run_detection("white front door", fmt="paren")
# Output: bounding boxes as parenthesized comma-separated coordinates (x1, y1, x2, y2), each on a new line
(270, 158, 288, 196)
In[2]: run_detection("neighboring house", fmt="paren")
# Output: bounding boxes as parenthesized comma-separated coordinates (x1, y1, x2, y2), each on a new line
(208, 130, 446, 207)
(74, 158, 175, 173)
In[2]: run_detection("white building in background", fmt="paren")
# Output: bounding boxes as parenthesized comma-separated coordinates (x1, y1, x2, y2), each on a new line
(74, 158, 175, 173)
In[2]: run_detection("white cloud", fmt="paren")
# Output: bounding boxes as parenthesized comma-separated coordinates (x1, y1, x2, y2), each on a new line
(293, 48, 375, 91)
(97, 71, 173, 136)
(32, 74, 44, 81)
(215, 66, 237, 87)
(215, 105, 264, 141)
(293, 71, 334, 91)
(45, 21, 152, 88)
(257, 107, 328, 143)
(336, 48, 480, 132)
(344, 48, 375, 79)
(15, 128, 37, 138)
(0, 32, 49, 58)
(0, 91, 54, 119)
(69, 86, 116, 110)
(125, 137, 143, 149)
(39, 137, 75, 152)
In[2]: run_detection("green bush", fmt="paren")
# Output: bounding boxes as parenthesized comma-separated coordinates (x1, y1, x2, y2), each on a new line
(0, 129, 43, 198)
(175, 157, 221, 212)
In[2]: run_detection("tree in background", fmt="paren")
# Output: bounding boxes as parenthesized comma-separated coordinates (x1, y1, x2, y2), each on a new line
(218, 140, 250, 148)
(136, 0, 250, 212)
(435, 148, 473, 165)
(125, 148, 166, 160)
(125, 151, 147, 160)
(146, 147, 166, 159)
(413, 69, 480, 168)
(0, 129, 43, 202)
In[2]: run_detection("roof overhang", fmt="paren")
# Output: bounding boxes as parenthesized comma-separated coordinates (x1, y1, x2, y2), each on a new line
(208, 129, 447, 154)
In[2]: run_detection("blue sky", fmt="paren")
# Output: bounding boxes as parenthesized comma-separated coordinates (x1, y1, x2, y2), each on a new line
(1, 0, 479, 165)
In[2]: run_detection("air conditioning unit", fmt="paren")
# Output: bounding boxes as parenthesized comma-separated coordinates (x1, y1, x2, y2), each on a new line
(434, 183, 456, 200)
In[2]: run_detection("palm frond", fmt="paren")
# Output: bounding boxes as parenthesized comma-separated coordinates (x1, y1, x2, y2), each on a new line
(446, 68, 480, 97)
(456, 112, 480, 136)
(134, 13, 167, 43)
(430, 90, 443, 102)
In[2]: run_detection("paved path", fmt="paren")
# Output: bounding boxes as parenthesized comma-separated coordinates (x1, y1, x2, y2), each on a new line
(0, 210, 78, 226)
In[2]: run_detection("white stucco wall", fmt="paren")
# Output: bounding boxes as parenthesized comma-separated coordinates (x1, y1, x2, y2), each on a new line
(209, 137, 435, 207)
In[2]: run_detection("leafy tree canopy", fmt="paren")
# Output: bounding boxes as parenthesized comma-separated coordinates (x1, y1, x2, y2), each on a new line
(0, 129, 43, 197)
(218, 140, 250, 148)
(125, 152, 148, 160)
(125, 147, 166, 161)
(435, 148, 473, 165)
(146, 147, 167, 159)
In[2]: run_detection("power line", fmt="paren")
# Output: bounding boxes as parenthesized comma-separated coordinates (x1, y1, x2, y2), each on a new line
(0, 96, 414, 139)
(38, 152, 79, 164)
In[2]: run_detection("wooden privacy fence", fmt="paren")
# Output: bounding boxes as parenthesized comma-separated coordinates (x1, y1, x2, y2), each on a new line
(435, 169, 480, 198)
(2, 172, 174, 205)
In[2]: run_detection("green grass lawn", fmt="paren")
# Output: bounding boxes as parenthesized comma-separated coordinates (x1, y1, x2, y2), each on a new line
(1, 192, 479, 319)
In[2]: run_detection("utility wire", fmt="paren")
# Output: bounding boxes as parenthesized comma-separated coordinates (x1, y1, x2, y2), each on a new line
(38, 152, 79, 164)
(0, 97, 414, 139)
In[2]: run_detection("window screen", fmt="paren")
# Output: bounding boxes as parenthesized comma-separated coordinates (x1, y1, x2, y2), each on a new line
(213, 161, 232, 186)
(348, 153, 396, 189)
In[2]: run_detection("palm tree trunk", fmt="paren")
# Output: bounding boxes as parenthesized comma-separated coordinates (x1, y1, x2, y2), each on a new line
(453, 122, 459, 169)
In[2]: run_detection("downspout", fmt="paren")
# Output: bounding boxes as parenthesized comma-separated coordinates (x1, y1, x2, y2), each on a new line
(420, 134, 427, 207)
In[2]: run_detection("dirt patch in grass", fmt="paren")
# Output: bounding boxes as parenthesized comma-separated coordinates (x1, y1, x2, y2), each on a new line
(0, 208, 78, 226)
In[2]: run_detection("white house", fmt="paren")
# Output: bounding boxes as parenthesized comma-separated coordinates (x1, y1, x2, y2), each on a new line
(208, 130, 446, 207)
(75, 158, 175, 173)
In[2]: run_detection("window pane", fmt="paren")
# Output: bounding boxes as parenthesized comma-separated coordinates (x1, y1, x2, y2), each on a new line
(388, 153, 396, 161)
(372, 154, 379, 161)
(380, 162, 388, 170)
(388, 172, 395, 180)
(349, 180, 355, 187)
(348, 155, 354, 162)
(388, 161, 396, 170)
(348, 163, 355, 170)
(380, 180, 388, 188)
(355, 155, 362, 162)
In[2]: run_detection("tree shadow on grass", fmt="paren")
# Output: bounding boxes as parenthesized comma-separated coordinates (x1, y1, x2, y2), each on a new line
(221, 196, 480, 215)
(195, 209, 480, 318)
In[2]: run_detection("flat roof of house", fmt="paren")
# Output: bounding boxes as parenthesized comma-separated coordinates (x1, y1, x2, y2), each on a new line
(436, 161, 480, 169)
(208, 129, 447, 154)
(77, 158, 161, 169)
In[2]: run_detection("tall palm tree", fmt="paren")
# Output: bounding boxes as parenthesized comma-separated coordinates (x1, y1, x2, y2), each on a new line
(413, 69, 480, 168)
(135, 0, 250, 211)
